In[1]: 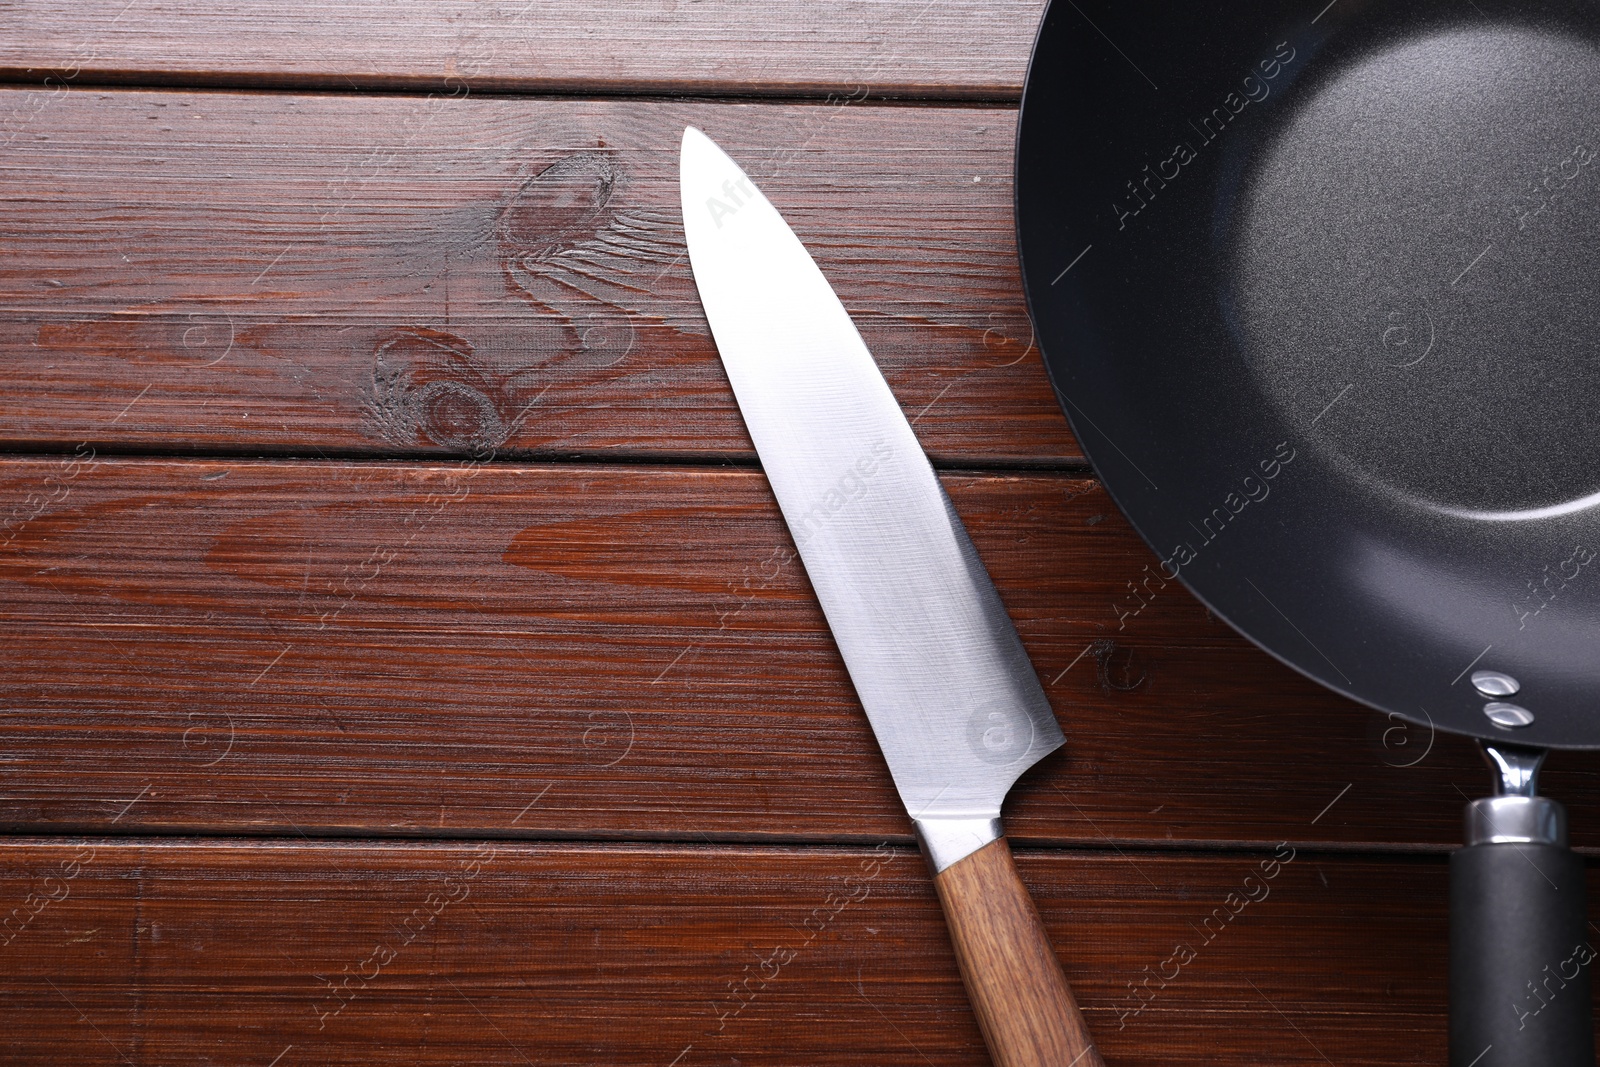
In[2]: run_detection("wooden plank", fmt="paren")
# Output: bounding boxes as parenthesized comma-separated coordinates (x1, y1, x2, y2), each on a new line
(5, 456, 1596, 849)
(0, 839, 1489, 1066)
(0, 1, 1043, 99)
(0, 89, 1071, 466)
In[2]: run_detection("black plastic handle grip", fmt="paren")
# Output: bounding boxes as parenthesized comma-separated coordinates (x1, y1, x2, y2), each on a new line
(1450, 841, 1594, 1066)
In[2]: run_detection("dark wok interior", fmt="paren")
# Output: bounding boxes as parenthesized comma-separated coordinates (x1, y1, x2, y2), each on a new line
(1018, 0, 1600, 747)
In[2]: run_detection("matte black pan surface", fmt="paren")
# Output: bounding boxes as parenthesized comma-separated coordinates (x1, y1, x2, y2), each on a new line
(1017, 0, 1600, 748)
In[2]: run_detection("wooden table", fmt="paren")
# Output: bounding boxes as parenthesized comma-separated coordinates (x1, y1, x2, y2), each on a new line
(1, 4, 1596, 1064)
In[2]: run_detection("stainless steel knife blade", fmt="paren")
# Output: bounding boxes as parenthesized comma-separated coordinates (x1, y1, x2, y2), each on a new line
(679, 126, 1103, 1067)
(678, 126, 1064, 869)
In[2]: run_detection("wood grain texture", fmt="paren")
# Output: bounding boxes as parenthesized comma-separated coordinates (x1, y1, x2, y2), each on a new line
(0, 89, 1073, 466)
(0, 838, 1538, 1067)
(0, 7, 1568, 1066)
(0, 1, 1045, 99)
(934, 838, 1104, 1067)
(5, 456, 1599, 848)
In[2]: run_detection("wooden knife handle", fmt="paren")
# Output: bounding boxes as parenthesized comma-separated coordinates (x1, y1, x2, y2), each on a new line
(933, 837, 1105, 1067)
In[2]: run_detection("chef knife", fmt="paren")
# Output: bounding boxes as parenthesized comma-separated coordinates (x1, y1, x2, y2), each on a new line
(679, 126, 1103, 1067)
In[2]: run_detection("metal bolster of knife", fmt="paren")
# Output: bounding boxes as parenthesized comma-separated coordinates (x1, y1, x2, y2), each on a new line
(913, 815, 1005, 873)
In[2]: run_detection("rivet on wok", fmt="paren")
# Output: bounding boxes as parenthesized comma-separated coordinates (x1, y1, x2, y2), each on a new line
(1470, 670, 1521, 698)
(1483, 702, 1534, 729)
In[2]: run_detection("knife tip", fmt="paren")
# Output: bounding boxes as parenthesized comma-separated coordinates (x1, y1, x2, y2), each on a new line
(679, 125, 721, 183)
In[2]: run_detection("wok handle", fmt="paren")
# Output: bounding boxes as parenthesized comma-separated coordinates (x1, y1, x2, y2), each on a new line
(932, 837, 1105, 1067)
(1450, 790, 1594, 1066)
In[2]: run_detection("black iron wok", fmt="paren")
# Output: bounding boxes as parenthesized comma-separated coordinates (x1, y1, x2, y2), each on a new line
(1017, 1, 1600, 1062)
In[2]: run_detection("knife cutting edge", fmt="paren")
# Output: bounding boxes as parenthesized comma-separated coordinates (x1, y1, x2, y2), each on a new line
(679, 126, 1104, 1067)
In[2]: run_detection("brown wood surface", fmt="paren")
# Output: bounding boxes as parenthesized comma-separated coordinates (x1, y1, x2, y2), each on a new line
(2, 5, 1588, 1065)
(0, 1, 1044, 99)
(934, 838, 1104, 1067)
(0, 89, 1072, 466)
(4, 838, 1564, 1067)
(7, 456, 1594, 851)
